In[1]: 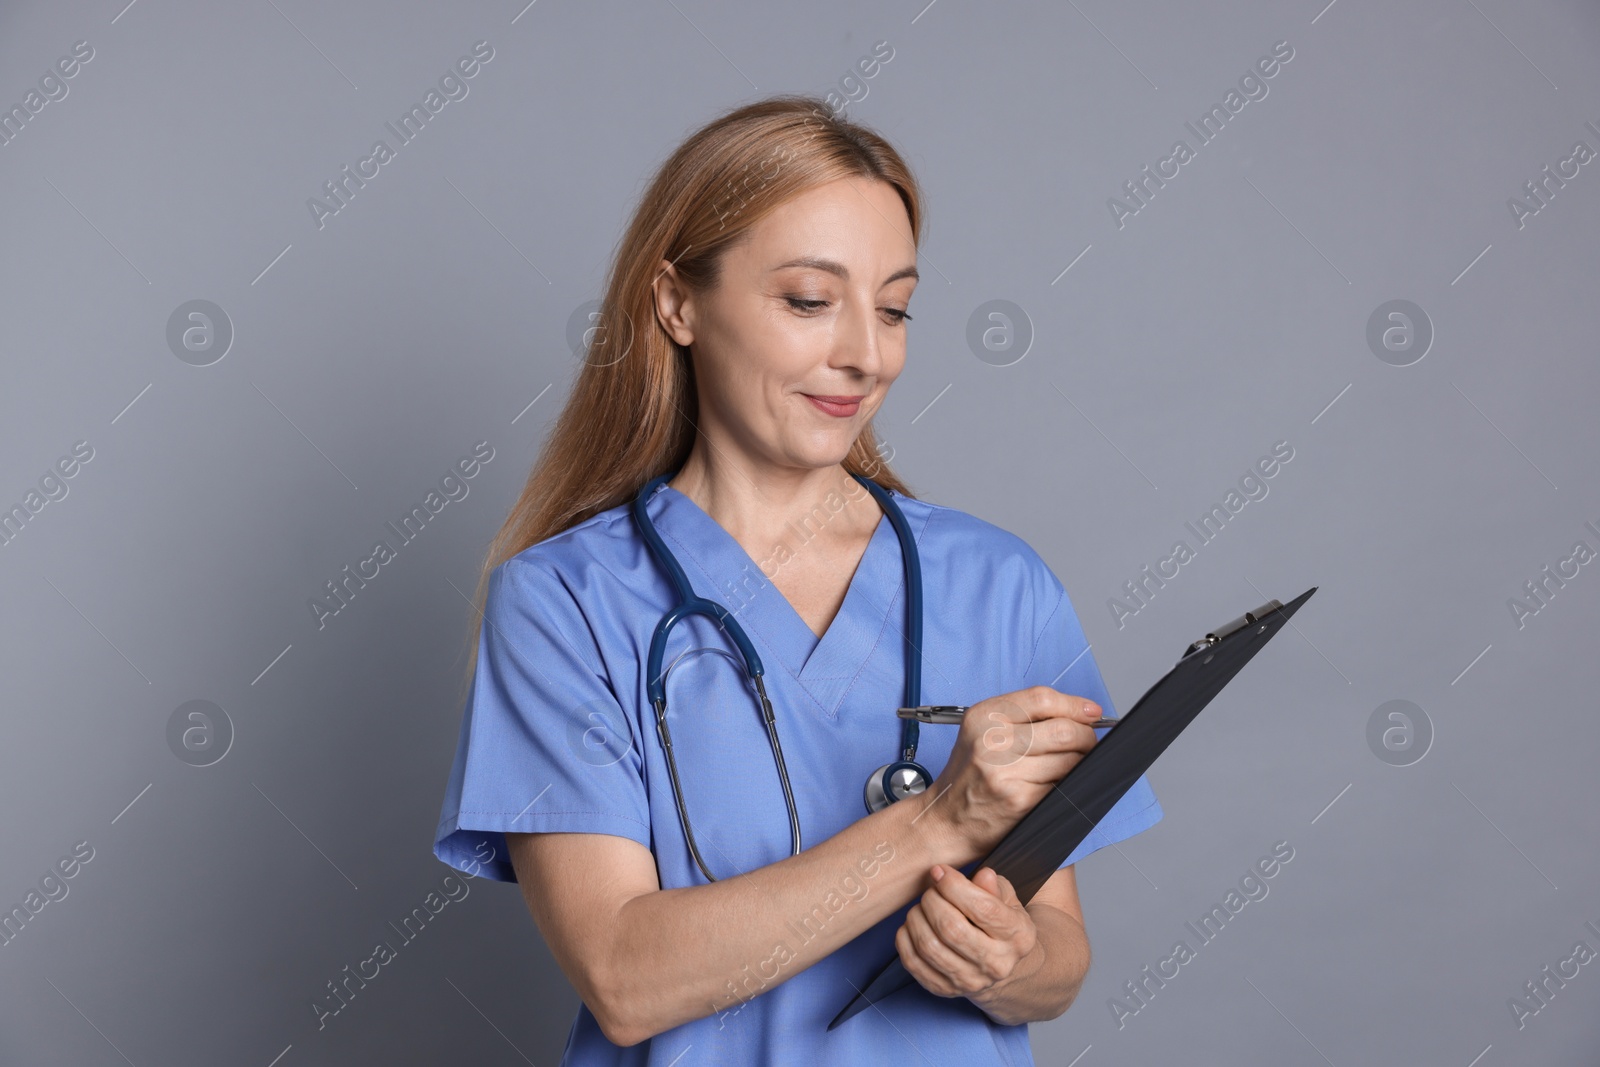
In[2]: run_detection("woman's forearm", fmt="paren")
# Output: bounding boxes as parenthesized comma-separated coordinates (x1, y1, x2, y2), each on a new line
(968, 902, 1091, 1026)
(602, 789, 960, 1044)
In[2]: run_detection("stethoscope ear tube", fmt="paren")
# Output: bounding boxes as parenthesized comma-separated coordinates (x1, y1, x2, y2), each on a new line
(651, 696, 720, 884)
(652, 675, 805, 883)
(752, 673, 804, 858)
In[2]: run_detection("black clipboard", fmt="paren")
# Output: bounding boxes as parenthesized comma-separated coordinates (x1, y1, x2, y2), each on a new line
(828, 586, 1317, 1030)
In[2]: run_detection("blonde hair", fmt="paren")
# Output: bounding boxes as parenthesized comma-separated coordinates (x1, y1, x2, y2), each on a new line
(455, 94, 924, 698)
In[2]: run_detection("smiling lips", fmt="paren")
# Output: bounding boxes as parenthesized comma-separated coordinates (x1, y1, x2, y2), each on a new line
(803, 394, 865, 417)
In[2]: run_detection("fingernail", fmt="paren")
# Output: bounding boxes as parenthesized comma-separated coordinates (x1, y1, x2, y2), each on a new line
(931, 865, 944, 881)
(1084, 699, 1099, 716)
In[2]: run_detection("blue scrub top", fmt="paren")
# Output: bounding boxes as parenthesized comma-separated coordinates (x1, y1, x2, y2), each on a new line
(434, 480, 1162, 1066)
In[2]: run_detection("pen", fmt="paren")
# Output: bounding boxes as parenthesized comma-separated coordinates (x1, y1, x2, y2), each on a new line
(896, 705, 1120, 728)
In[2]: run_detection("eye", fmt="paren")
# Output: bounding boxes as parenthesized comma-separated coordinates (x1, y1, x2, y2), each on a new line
(784, 295, 912, 324)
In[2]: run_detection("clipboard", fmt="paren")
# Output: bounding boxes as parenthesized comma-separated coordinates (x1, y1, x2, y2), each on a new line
(828, 586, 1317, 1030)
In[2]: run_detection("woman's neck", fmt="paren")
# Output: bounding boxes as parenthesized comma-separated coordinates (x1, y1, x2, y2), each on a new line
(666, 450, 882, 558)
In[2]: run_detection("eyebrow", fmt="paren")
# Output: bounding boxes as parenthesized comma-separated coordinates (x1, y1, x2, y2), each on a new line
(769, 256, 919, 285)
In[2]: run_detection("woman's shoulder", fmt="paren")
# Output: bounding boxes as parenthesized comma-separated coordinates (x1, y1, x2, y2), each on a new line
(903, 492, 1073, 654)
(493, 499, 640, 594)
(902, 491, 1065, 597)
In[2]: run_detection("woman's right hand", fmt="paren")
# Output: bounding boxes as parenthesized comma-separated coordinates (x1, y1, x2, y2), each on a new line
(917, 686, 1109, 866)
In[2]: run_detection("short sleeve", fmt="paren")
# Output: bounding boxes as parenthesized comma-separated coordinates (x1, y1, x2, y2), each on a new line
(1020, 564, 1163, 868)
(433, 557, 651, 883)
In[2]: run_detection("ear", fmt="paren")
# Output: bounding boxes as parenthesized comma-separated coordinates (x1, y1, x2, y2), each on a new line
(652, 259, 695, 347)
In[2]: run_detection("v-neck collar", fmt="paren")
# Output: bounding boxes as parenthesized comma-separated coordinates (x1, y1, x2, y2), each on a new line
(643, 480, 916, 718)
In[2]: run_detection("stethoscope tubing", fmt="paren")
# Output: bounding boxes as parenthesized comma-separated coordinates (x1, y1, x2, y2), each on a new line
(631, 469, 926, 882)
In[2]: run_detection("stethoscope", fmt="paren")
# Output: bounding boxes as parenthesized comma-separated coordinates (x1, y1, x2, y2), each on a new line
(631, 469, 934, 882)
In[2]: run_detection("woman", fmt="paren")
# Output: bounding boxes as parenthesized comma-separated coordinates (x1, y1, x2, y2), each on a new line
(434, 95, 1162, 1063)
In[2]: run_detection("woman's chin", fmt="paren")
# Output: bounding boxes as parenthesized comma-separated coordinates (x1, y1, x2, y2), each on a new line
(784, 436, 859, 470)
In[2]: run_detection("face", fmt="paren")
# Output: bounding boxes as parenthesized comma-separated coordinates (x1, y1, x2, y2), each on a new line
(653, 176, 918, 472)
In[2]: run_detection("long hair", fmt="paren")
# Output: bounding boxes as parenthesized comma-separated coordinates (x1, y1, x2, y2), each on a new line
(454, 94, 925, 699)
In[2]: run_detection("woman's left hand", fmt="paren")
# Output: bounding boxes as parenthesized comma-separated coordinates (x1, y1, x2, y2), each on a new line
(895, 864, 1041, 1005)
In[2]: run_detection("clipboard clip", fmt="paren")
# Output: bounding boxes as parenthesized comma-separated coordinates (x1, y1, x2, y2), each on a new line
(1183, 598, 1283, 657)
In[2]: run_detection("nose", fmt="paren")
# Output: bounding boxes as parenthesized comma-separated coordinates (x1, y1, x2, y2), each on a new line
(832, 291, 884, 377)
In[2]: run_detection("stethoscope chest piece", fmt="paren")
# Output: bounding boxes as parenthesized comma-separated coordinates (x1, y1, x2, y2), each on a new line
(864, 759, 933, 813)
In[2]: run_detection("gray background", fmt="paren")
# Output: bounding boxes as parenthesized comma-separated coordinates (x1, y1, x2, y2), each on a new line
(2, 0, 1597, 1063)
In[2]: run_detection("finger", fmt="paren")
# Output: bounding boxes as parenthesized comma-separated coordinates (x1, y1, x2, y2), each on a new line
(1032, 715, 1102, 761)
(897, 916, 958, 998)
(928, 870, 1011, 940)
(918, 881, 990, 969)
(983, 690, 1093, 732)
(976, 704, 1031, 764)
(904, 899, 987, 988)
(974, 868, 1025, 913)
(1027, 686, 1101, 723)
(973, 866, 1012, 903)
(987, 699, 1098, 762)
(990, 870, 1020, 907)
